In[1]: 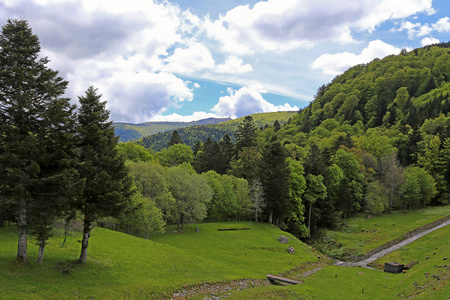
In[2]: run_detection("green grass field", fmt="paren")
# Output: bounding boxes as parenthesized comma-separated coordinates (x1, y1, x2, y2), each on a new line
(227, 209, 450, 300)
(312, 206, 450, 259)
(1, 207, 448, 299)
(0, 222, 320, 299)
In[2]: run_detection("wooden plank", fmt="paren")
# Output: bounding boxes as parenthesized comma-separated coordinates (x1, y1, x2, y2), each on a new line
(266, 274, 302, 285)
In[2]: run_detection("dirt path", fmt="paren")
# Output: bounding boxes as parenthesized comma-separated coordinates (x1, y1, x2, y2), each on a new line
(170, 217, 450, 299)
(335, 218, 450, 268)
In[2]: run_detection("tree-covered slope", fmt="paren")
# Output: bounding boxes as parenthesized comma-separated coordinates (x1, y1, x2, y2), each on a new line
(138, 111, 297, 151)
(113, 117, 232, 142)
(288, 42, 450, 132)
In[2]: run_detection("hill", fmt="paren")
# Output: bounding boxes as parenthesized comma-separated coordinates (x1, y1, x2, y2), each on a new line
(0, 222, 319, 299)
(138, 111, 297, 151)
(113, 117, 232, 142)
(285, 42, 450, 133)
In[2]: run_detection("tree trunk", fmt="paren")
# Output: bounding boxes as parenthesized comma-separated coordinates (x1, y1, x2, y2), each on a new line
(16, 196, 27, 263)
(308, 203, 313, 238)
(78, 216, 91, 263)
(268, 210, 273, 224)
(37, 239, 46, 264)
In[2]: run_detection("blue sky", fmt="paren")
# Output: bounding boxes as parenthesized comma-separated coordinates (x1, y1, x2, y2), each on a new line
(1, 0, 449, 123)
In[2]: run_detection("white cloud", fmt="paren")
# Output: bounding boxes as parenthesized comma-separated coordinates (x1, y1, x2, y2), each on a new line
(312, 40, 402, 75)
(421, 37, 440, 46)
(149, 111, 223, 122)
(163, 42, 215, 74)
(204, 0, 433, 54)
(396, 16, 450, 39)
(433, 17, 450, 32)
(217, 56, 253, 73)
(211, 87, 298, 119)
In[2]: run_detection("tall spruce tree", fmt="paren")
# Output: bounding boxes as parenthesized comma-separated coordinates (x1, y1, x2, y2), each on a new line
(0, 19, 77, 263)
(235, 116, 257, 154)
(259, 141, 289, 225)
(75, 86, 134, 263)
(169, 130, 183, 146)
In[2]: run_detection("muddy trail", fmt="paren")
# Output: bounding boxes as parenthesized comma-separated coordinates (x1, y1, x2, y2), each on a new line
(334, 218, 450, 268)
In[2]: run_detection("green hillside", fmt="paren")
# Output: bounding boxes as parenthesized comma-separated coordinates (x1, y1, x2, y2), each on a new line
(138, 111, 297, 151)
(0, 222, 320, 299)
(227, 208, 450, 299)
(113, 117, 232, 142)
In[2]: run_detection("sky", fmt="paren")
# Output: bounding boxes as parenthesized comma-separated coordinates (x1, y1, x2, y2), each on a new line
(1, 0, 449, 123)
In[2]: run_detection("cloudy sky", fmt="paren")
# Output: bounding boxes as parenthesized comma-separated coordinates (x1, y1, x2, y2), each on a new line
(1, 0, 449, 123)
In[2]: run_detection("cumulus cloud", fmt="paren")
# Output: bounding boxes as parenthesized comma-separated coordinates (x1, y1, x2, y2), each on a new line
(204, 0, 433, 54)
(217, 56, 253, 73)
(396, 16, 450, 39)
(211, 87, 298, 119)
(149, 111, 222, 122)
(163, 43, 215, 74)
(311, 40, 402, 76)
(432, 17, 450, 32)
(421, 37, 440, 46)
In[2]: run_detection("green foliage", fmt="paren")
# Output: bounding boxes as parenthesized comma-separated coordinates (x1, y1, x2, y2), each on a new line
(138, 112, 296, 151)
(155, 143, 194, 167)
(126, 161, 175, 221)
(114, 117, 231, 142)
(401, 166, 437, 209)
(75, 86, 134, 263)
(117, 142, 154, 162)
(0, 18, 79, 263)
(259, 141, 290, 224)
(166, 163, 213, 229)
(286, 158, 308, 237)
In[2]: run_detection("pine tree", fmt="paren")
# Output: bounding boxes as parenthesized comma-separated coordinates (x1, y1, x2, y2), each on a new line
(0, 19, 77, 263)
(169, 130, 183, 146)
(75, 86, 134, 263)
(235, 116, 257, 154)
(259, 141, 289, 225)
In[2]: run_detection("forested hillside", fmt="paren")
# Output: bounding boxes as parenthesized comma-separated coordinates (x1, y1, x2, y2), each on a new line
(138, 111, 296, 151)
(117, 42, 450, 241)
(113, 117, 231, 142)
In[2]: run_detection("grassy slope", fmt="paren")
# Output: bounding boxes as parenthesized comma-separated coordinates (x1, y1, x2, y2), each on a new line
(229, 225, 449, 300)
(314, 206, 450, 258)
(228, 207, 450, 300)
(0, 222, 319, 299)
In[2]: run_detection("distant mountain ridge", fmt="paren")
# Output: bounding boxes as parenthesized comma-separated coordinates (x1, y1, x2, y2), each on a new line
(113, 117, 232, 142)
(137, 111, 297, 151)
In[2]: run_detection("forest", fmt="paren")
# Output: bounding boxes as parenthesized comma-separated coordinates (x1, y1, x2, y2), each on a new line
(1, 18, 449, 267)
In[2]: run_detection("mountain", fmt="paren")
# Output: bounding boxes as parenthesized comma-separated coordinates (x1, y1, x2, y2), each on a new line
(113, 117, 232, 142)
(138, 111, 297, 151)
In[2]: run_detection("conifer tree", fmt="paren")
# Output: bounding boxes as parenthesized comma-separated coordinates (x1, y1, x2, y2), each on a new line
(169, 130, 183, 146)
(235, 116, 257, 154)
(0, 19, 77, 263)
(259, 141, 289, 225)
(75, 86, 134, 263)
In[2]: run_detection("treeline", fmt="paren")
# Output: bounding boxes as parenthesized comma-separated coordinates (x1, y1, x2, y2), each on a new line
(113, 117, 231, 142)
(0, 20, 133, 264)
(137, 112, 295, 151)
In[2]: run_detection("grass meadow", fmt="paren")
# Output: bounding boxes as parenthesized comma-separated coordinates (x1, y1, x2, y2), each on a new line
(228, 209, 450, 300)
(0, 222, 320, 299)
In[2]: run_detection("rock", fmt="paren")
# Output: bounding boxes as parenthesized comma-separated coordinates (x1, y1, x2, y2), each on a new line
(196, 226, 199, 232)
(287, 246, 295, 254)
(278, 236, 288, 244)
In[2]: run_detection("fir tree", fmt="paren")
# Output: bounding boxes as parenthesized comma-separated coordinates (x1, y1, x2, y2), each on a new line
(75, 86, 134, 263)
(0, 19, 77, 263)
